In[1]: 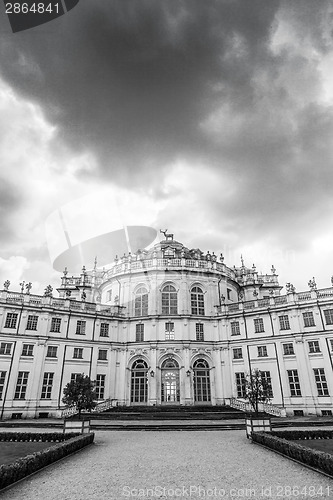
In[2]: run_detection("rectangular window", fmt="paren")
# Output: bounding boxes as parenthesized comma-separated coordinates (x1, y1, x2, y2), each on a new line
(303, 311, 315, 327)
(257, 346, 268, 357)
(165, 322, 175, 340)
(196, 323, 204, 341)
(100, 323, 109, 337)
(96, 374, 106, 399)
(76, 320, 86, 335)
(260, 370, 273, 398)
(98, 349, 107, 361)
(0, 371, 6, 399)
(41, 372, 54, 399)
(233, 348, 243, 360)
(254, 318, 264, 333)
(279, 315, 290, 330)
(308, 340, 321, 353)
(330, 339, 333, 352)
(231, 321, 240, 336)
(136, 324, 144, 342)
(235, 372, 246, 398)
(73, 348, 83, 359)
(0, 343, 12, 355)
(50, 317, 61, 333)
(26, 315, 38, 331)
(313, 368, 329, 396)
(70, 373, 80, 383)
(21, 344, 34, 357)
(287, 369, 301, 397)
(324, 309, 333, 325)
(283, 343, 295, 356)
(4, 312, 18, 329)
(14, 371, 29, 399)
(46, 346, 58, 358)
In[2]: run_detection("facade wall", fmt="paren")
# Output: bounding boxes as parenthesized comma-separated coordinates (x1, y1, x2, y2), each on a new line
(1, 253, 333, 419)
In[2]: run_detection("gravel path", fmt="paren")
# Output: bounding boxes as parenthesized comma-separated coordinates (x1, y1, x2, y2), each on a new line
(1, 431, 332, 499)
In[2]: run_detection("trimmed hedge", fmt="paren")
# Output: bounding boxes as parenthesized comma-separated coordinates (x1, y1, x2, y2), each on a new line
(252, 431, 333, 477)
(270, 429, 333, 441)
(0, 433, 94, 490)
(0, 432, 79, 442)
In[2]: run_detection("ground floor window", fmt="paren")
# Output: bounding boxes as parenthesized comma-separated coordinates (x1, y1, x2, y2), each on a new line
(96, 374, 106, 400)
(131, 359, 148, 403)
(161, 359, 180, 403)
(193, 359, 211, 402)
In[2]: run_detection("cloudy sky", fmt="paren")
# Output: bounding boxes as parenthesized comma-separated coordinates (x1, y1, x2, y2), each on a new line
(0, 0, 333, 295)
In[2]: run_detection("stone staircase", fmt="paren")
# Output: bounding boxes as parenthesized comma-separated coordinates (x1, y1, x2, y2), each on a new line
(91, 404, 245, 421)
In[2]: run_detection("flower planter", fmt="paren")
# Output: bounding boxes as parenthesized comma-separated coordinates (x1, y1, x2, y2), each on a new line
(63, 419, 91, 434)
(245, 413, 271, 438)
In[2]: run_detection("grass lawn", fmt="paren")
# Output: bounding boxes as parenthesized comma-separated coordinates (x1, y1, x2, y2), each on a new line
(0, 442, 54, 466)
(297, 439, 333, 454)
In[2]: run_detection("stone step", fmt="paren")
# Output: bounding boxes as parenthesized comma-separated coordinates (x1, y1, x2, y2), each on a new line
(91, 411, 245, 420)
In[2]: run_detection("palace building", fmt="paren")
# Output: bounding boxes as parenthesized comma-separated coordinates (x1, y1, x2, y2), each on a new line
(1, 232, 333, 419)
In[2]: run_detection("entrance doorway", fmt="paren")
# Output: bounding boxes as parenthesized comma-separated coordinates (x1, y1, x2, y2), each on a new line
(161, 359, 180, 404)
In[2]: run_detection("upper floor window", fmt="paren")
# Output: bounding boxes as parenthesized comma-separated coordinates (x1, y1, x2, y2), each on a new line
(283, 343, 295, 356)
(324, 309, 333, 325)
(279, 315, 290, 330)
(254, 318, 264, 333)
(231, 321, 240, 336)
(136, 324, 144, 342)
(135, 287, 148, 317)
(162, 285, 177, 315)
(26, 315, 38, 331)
(46, 346, 58, 358)
(73, 348, 83, 359)
(191, 287, 205, 315)
(165, 322, 175, 340)
(196, 323, 204, 341)
(257, 346, 268, 357)
(0, 342, 12, 355)
(330, 339, 333, 352)
(233, 348, 243, 360)
(22, 344, 34, 357)
(303, 311, 315, 327)
(50, 317, 61, 333)
(76, 320, 86, 335)
(100, 323, 109, 337)
(4, 313, 18, 329)
(98, 349, 108, 361)
(308, 340, 321, 354)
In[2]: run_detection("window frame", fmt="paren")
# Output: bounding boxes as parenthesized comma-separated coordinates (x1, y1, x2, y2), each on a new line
(46, 346, 58, 358)
(233, 348, 243, 360)
(4, 312, 18, 329)
(100, 323, 109, 337)
(283, 343, 295, 356)
(21, 344, 34, 357)
(254, 318, 265, 333)
(50, 317, 61, 333)
(257, 345, 268, 358)
(0, 342, 12, 355)
(26, 315, 38, 331)
(195, 323, 204, 341)
(287, 369, 302, 397)
(14, 371, 29, 400)
(73, 348, 83, 359)
(75, 320, 86, 335)
(279, 315, 290, 330)
(190, 287, 205, 316)
(303, 311, 315, 327)
(136, 323, 144, 342)
(308, 340, 321, 354)
(40, 372, 54, 399)
(231, 321, 240, 336)
(98, 349, 108, 361)
(161, 284, 178, 315)
(313, 368, 329, 396)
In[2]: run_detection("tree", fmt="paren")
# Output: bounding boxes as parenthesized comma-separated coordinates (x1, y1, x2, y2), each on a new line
(244, 369, 271, 414)
(62, 374, 97, 419)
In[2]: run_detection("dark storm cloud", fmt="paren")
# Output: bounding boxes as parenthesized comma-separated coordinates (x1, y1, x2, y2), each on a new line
(1, 0, 333, 255)
(0, 0, 280, 181)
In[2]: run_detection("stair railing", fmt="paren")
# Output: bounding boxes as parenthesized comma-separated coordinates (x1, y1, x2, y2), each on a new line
(229, 397, 286, 417)
(61, 398, 115, 418)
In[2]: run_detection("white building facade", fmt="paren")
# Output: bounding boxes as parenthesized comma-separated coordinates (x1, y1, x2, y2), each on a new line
(1, 234, 333, 419)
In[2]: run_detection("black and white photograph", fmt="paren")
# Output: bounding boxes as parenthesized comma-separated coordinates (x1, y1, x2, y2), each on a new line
(0, 1, 333, 497)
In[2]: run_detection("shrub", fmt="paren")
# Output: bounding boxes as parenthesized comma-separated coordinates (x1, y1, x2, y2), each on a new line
(0, 432, 79, 442)
(0, 433, 94, 490)
(252, 432, 333, 477)
(270, 429, 333, 441)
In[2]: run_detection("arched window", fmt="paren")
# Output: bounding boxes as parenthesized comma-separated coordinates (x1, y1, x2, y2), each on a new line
(135, 287, 148, 316)
(162, 285, 177, 315)
(191, 286, 205, 315)
(131, 359, 148, 404)
(193, 359, 211, 402)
